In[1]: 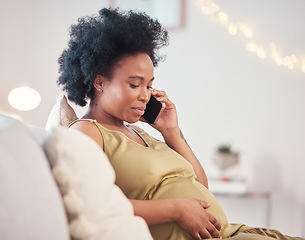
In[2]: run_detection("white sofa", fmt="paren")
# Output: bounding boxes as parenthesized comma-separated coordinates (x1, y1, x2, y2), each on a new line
(0, 113, 153, 240)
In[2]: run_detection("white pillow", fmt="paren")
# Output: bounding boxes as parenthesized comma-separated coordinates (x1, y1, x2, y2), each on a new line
(45, 94, 78, 130)
(43, 126, 153, 240)
(0, 114, 70, 240)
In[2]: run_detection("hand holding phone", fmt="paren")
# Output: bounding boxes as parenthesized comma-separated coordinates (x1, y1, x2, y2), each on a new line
(141, 96, 163, 124)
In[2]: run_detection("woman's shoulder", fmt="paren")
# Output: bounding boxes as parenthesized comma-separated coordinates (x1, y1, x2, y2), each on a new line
(69, 119, 98, 132)
(69, 119, 104, 149)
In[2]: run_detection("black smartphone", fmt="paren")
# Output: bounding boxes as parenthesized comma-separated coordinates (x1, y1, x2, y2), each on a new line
(142, 96, 163, 124)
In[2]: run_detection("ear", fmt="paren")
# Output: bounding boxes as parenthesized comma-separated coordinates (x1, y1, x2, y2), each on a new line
(93, 75, 105, 92)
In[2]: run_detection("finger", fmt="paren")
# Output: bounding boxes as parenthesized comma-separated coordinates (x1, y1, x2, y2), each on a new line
(161, 102, 166, 109)
(155, 97, 168, 105)
(152, 90, 176, 110)
(199, 201, 211, 209)
(152, 89, 167, 98)
(191, 232, 202, 240)
(209, 215, 222, 231)
(206, 224, 221, 239)
(199, 229, 212, 239)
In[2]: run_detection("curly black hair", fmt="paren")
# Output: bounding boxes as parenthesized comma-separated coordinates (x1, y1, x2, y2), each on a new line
(57, 8, 169, 106)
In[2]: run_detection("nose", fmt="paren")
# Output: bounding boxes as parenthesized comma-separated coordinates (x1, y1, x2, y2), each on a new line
(139, 88, 151, 103)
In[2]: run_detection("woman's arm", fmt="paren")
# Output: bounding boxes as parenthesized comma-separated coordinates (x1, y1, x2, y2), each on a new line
(162, 128, 208, 188)
(149, 90, 208, 188)
(130, 198, 222, 240)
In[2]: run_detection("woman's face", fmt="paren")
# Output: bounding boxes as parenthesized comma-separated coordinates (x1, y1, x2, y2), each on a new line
(98, 53, 154, 123)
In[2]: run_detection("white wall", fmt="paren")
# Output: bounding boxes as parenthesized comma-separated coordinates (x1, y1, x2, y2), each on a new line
(1, 0, 304, 237)
(0, 0, 109, 126)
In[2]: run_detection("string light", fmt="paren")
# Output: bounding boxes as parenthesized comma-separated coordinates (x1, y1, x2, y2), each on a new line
(302, 62, 305, 73)
(196, 0, 305, 74)
(239, 24, 253, 38)
(228, 23, 238, 35)
(218, 12, 229, 25)
(246, 42, 258, 52)
(257, 47, 266, 59)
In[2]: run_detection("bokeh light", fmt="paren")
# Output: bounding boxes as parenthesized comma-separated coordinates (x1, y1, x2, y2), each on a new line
(8, 86, 41, 111)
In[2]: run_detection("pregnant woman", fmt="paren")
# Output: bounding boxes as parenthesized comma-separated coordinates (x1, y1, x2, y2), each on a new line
(59, 7, 304, 240)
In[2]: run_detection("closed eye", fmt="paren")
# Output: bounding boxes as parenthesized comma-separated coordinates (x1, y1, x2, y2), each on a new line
(130, 84, 139, 88)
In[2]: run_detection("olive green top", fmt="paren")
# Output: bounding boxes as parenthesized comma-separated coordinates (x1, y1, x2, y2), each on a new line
(69, 119, 243, 239)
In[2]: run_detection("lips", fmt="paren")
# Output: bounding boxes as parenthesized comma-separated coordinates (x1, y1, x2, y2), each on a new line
(132, 107, 145, 116)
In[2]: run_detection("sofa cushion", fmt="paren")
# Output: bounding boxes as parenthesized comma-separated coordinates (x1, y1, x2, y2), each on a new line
(43, 126, 153, 240)
(45, 94, 78, 130)
(0, 114, 70, 240)
(29, 125, 47, 145)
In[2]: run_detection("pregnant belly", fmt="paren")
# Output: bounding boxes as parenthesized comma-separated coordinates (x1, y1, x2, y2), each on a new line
(148, 176, 243, 239)
(150, 176, 229, 228)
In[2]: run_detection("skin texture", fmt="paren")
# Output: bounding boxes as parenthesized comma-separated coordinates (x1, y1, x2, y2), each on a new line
(70, 53, 222, 239)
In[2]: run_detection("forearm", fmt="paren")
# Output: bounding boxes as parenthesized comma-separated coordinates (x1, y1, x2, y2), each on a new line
(130, 198, 179, 225)
(131, 198, 223, 239)
(161, 127, 208, 188)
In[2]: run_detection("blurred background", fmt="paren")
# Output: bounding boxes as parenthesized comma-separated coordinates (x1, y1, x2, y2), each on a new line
(1, 0, 304, 237)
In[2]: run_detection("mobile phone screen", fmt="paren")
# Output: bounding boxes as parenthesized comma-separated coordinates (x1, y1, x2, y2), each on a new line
(142, 96, 162, 124)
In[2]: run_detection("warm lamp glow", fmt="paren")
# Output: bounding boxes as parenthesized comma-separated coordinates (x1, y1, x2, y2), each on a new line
(8, 86, 41, 111)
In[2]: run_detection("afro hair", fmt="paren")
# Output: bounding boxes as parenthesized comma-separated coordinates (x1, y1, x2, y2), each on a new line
(58, 8, 169, 106)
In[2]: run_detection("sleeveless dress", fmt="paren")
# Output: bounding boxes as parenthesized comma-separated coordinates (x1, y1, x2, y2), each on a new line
(69, 119, 243, 239)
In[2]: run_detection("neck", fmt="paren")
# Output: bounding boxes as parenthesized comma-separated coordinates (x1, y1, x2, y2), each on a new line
(83, 101, 126, 131)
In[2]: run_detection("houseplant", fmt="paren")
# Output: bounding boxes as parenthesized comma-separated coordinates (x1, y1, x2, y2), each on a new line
(213, 144, 239, 180)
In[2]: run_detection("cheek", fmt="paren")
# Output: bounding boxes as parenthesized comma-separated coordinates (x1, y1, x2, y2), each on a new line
(103, 83, 123, 100)
(103, 88, 133, 109)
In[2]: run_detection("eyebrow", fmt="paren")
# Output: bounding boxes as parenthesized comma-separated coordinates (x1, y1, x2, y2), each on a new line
(128, 75, 154, 82)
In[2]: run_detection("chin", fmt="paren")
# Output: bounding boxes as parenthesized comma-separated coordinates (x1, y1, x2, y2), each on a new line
(125, 118, 140, 124)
